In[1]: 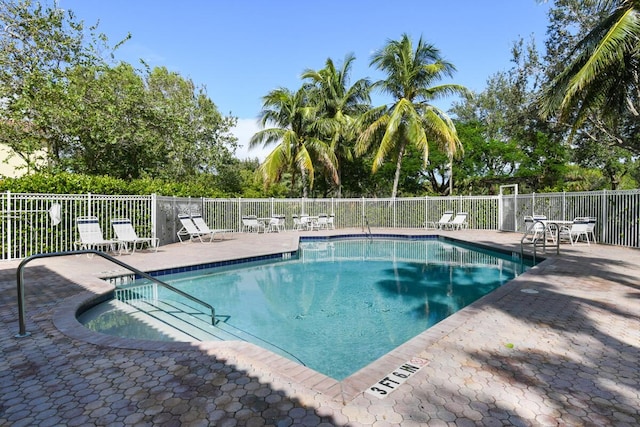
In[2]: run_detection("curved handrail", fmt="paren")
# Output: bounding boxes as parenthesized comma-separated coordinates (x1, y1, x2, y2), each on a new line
(520, 220, 561, 261)
(363, 215, 372, 240)
(15, 249, 216, 338)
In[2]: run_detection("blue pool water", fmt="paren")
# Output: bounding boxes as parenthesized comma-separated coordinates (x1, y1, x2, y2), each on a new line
(81, 237, 533, 380)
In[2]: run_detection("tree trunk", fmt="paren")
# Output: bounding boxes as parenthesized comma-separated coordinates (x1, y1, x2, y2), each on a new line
(301, 167, 308, 198)
(391, 142, 406, 198)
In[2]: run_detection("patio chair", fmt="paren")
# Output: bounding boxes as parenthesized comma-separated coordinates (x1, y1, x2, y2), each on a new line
(327, 214, 335, 230)
(300, 215, 312, 230)
(559, 218, 591, 245)
(292, 215, 304, 231)
(177, 214, 215, 243)
(111, 218, 158, 254)
(523, 215, 546, 242)
(445, 212, 468, 230)
(435, 211, 454, 229)
(75, 216, 117, 253)
(267, 215, 286, 233)
(586, 216, 597, 243)
(293, 214, 314, 231)
(311, 213, 329, 230)
(241, 215, 266, 233)
(191, 214, 234, 241)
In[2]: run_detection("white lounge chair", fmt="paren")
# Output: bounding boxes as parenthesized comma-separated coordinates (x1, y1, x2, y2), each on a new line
(177, 214, 215, 243)
(191, 214, 234, 241)
(111, 218, 159, 253)
(446, 212, 468, 230)
(435, 211, 454, 229)
(75, 216, 117, 253)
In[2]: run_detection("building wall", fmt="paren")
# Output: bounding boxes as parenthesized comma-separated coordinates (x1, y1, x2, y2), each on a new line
(0, 144, 43, 178)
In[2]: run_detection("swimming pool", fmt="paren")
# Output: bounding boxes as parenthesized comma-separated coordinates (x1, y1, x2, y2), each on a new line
(80, 236, 533, 380)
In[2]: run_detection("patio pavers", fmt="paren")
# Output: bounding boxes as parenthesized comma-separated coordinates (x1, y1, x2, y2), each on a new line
(1, 229, 639, 426)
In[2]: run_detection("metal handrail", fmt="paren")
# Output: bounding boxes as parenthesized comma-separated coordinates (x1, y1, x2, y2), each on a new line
(520, 220, 561, 260)
(15, 249, 216, 338)
(363, 215, 372, 240)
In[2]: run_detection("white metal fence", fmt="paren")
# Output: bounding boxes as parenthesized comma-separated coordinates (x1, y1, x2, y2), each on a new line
(1, 192, 155, 260)
(501, 189, 640, 247)
(2, 189, 639, 260)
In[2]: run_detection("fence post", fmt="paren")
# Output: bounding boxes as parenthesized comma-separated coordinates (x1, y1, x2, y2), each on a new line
(602, 189, 608, 244)
(425, 196, 428, 229)
(151, 193, 157, 244)
(6, 191, 12, 260)
(392, 197, 396, 228)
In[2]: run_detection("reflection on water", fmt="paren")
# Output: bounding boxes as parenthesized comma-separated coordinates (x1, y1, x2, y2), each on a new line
(85, 238, 533, 380)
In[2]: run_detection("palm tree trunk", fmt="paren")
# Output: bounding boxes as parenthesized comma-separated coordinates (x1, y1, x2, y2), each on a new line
(391, 142, 406, 198)
(301, 167, 308, 198)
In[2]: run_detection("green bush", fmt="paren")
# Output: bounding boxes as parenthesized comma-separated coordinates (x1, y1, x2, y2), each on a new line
(0, 172, 235, 197)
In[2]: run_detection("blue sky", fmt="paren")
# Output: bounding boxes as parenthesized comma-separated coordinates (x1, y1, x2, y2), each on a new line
(59, 0, 551, 160)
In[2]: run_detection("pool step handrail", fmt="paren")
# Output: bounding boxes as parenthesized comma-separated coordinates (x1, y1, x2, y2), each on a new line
(520, 219, 560, 260)
(110, 290, 307, 365)
(15, 249, 216, 338)
(113, 293, 224, 341)
(363, 215, 372, 240)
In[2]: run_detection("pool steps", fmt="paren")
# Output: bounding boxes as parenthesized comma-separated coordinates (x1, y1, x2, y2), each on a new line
(109, 290, 303, 363)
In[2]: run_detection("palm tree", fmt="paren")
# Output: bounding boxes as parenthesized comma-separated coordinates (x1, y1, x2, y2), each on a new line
(249, 86, 336, 197)
(356, 34, 469, 198)
(301, 54, 372, 196)
(540, 0, 640, 147)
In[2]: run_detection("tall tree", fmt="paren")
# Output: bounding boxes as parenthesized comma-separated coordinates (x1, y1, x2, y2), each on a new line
(301, 54, 371, 196)
(540, 0, 640, 154)
(452, 37, 568, 192)
(539, 0, 639, 189)
(355, 34, 469, 198)
(250, 87, 335, 197)
(145, 66, 237, 181)
(0, 0, 117, 171)
(0, 1, 237, 182)
(64, 62, 150, 178)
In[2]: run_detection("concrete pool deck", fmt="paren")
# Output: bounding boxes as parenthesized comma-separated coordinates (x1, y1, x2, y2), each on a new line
(1, 228, 639, 426)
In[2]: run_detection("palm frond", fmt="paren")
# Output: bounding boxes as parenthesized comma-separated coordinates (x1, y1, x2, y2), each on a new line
(563, 7, 640, 106)
(541, 1, 640, 122)
(294, 144, 315, 189)
(258, 143, 290, 186)
(249, 127, 285, 149)
(422, 106, 463, 157)
(356, 113, 389, 156)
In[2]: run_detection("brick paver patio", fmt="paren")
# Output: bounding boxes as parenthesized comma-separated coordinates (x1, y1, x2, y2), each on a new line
(1, 229, 638, 426)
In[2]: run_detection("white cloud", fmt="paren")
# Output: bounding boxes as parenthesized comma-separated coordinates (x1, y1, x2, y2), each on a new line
(231, 118, 273, 162)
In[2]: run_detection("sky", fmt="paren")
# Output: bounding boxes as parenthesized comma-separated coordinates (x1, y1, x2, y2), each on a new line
(58, 0, 552, 161)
